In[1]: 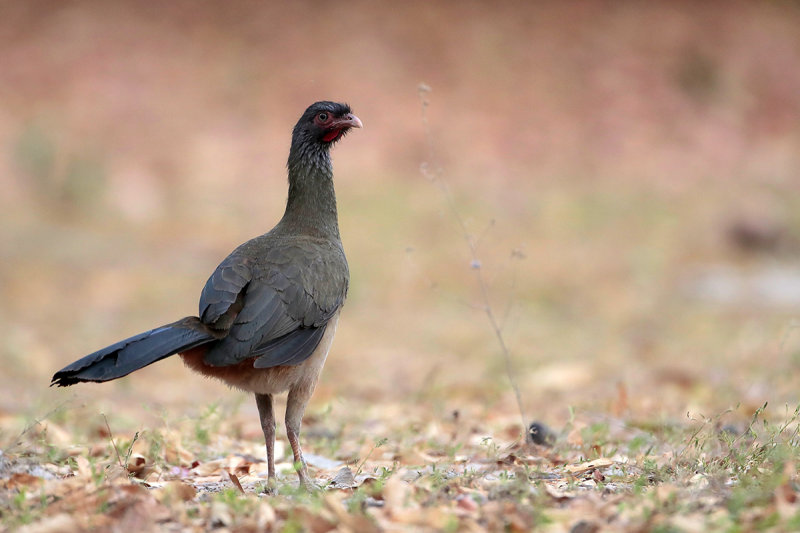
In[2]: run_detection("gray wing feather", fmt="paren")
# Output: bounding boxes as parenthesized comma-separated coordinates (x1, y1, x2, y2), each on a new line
(199, 259, 252, 326)
(199, 236, 347, 368)
(252, 326, 326, 368)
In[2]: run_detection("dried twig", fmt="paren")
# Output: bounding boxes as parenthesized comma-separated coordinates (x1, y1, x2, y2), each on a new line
(417, 84, 528, 435)
(6, 398, 71, 452)
(102, 413, 139, 470)
(102, 413, 123, 467)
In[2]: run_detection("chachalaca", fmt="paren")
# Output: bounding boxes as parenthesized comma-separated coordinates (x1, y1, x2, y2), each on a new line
(52, 101, 361, 490)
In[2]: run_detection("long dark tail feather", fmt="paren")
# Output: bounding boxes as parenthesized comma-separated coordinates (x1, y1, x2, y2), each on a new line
(51, 317, 216, 387)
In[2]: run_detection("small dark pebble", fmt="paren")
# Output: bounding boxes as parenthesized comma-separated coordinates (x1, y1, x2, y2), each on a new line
(527, 421, 556, 447)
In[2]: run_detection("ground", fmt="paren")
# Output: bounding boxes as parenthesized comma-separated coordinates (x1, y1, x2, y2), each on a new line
(2, 1, 800, 531)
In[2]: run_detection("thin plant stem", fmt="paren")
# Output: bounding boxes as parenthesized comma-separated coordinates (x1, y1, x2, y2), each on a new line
(102, 413, 123, 467)
(417, 84, 528, 435)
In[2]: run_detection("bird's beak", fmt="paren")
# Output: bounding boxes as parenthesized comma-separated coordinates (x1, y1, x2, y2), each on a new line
(335, 113, 363, 129)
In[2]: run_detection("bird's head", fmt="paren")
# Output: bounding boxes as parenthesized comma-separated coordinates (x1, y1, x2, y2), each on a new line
(292, 101, 363, 148)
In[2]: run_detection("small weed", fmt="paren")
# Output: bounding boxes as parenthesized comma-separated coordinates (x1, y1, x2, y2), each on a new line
(122, 432, 139, 467)
(628, 434, 650, 455)
(355, 437, 388, 476)
(444, 441, 463, 459)
(87, 457, 105, 487)
(145, 429, 165, 460)
(479, 436, 500, 461)
(10, 489, 33, 525)
(193, 403, 221, 448)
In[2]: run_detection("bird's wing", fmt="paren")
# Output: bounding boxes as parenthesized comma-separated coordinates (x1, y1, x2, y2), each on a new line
(251, 325, 327, 368)
(198, 256, 252, 330)
(200, 237, 347, 367)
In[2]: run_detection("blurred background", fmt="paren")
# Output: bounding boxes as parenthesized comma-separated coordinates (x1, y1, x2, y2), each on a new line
(2, 1, 800, 433)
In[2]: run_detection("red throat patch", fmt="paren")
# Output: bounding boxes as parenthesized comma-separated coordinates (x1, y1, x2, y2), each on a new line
(322, 129, 341, 143)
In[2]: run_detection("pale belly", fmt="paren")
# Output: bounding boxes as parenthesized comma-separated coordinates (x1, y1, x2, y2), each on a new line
(180, 312, 339, 395)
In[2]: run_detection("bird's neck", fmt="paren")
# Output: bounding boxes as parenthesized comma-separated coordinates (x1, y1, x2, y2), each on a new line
(281, 144, 341, 240)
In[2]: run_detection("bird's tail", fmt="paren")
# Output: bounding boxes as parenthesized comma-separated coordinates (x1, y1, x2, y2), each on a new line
(51, 317, 216, 387)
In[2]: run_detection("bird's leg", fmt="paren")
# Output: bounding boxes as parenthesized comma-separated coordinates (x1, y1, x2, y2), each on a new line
(255, 393, 277, 491)
(285, 386, 315, 490)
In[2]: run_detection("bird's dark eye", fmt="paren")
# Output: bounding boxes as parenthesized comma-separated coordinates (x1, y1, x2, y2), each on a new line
(317, 112, 328, 122)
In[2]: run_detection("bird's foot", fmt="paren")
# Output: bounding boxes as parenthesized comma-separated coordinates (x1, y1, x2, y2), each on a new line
(295, 467, 320, 492)
(298, 477, 321, 492)
(259, 476, 278, 495)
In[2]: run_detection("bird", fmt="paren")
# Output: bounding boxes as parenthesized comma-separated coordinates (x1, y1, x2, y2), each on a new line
(51, 101, 362, 490)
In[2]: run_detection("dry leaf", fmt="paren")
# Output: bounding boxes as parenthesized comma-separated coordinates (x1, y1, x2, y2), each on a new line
(210, 501, 232, 528)
(383, 475, 416, 514)
(163, 432, 194, 466)
(255, 501, 277, 529)
(105, 463, 129, 483)
(324, 489, 383, 533)
(290, 505, 337, 532)
(71, 455, 90, 479)
(225, 470, 245, 494)
(5, 472, 44, 489)
(329, 466, 357, 489)
(566, 426, 585, 447)
(775, 477, 798, 518)
(126, 453, 147, 476)
(323, 492, 349, 521)
(17, 513, 80, 533)
(564, 458, 614, 476)
(456, 495, 479, 513)
(158, 480, 197, 503)
(192, 459, 226, 476)
(544, 482, 575, 501)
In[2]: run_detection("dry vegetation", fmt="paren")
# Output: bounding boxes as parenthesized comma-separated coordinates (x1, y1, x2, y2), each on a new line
(2, 1, 800, 531)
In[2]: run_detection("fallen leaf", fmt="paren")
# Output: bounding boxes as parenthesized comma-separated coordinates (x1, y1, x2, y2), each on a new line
(158, 480, 196, 503)
(5, 472, 44, 489)
(225, 470, 245, 494)
(255, 501, 277, 529)
(17, 513, 79, 533)
(192, 459, 226, 476)
(456, 494, 479, 512)
(126, 453, 147, 476)
(73, 455, 91, 479)
(210, 501, 232, 528)
(544, 482, 575, 501)
(328, 466, 357, 489)
(383, 475, 416, 514)
(163, 431, 194, 466)
(40, 422, 72, 447)
(105, 463, 129, 483)
(564, 458, 614, 476)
